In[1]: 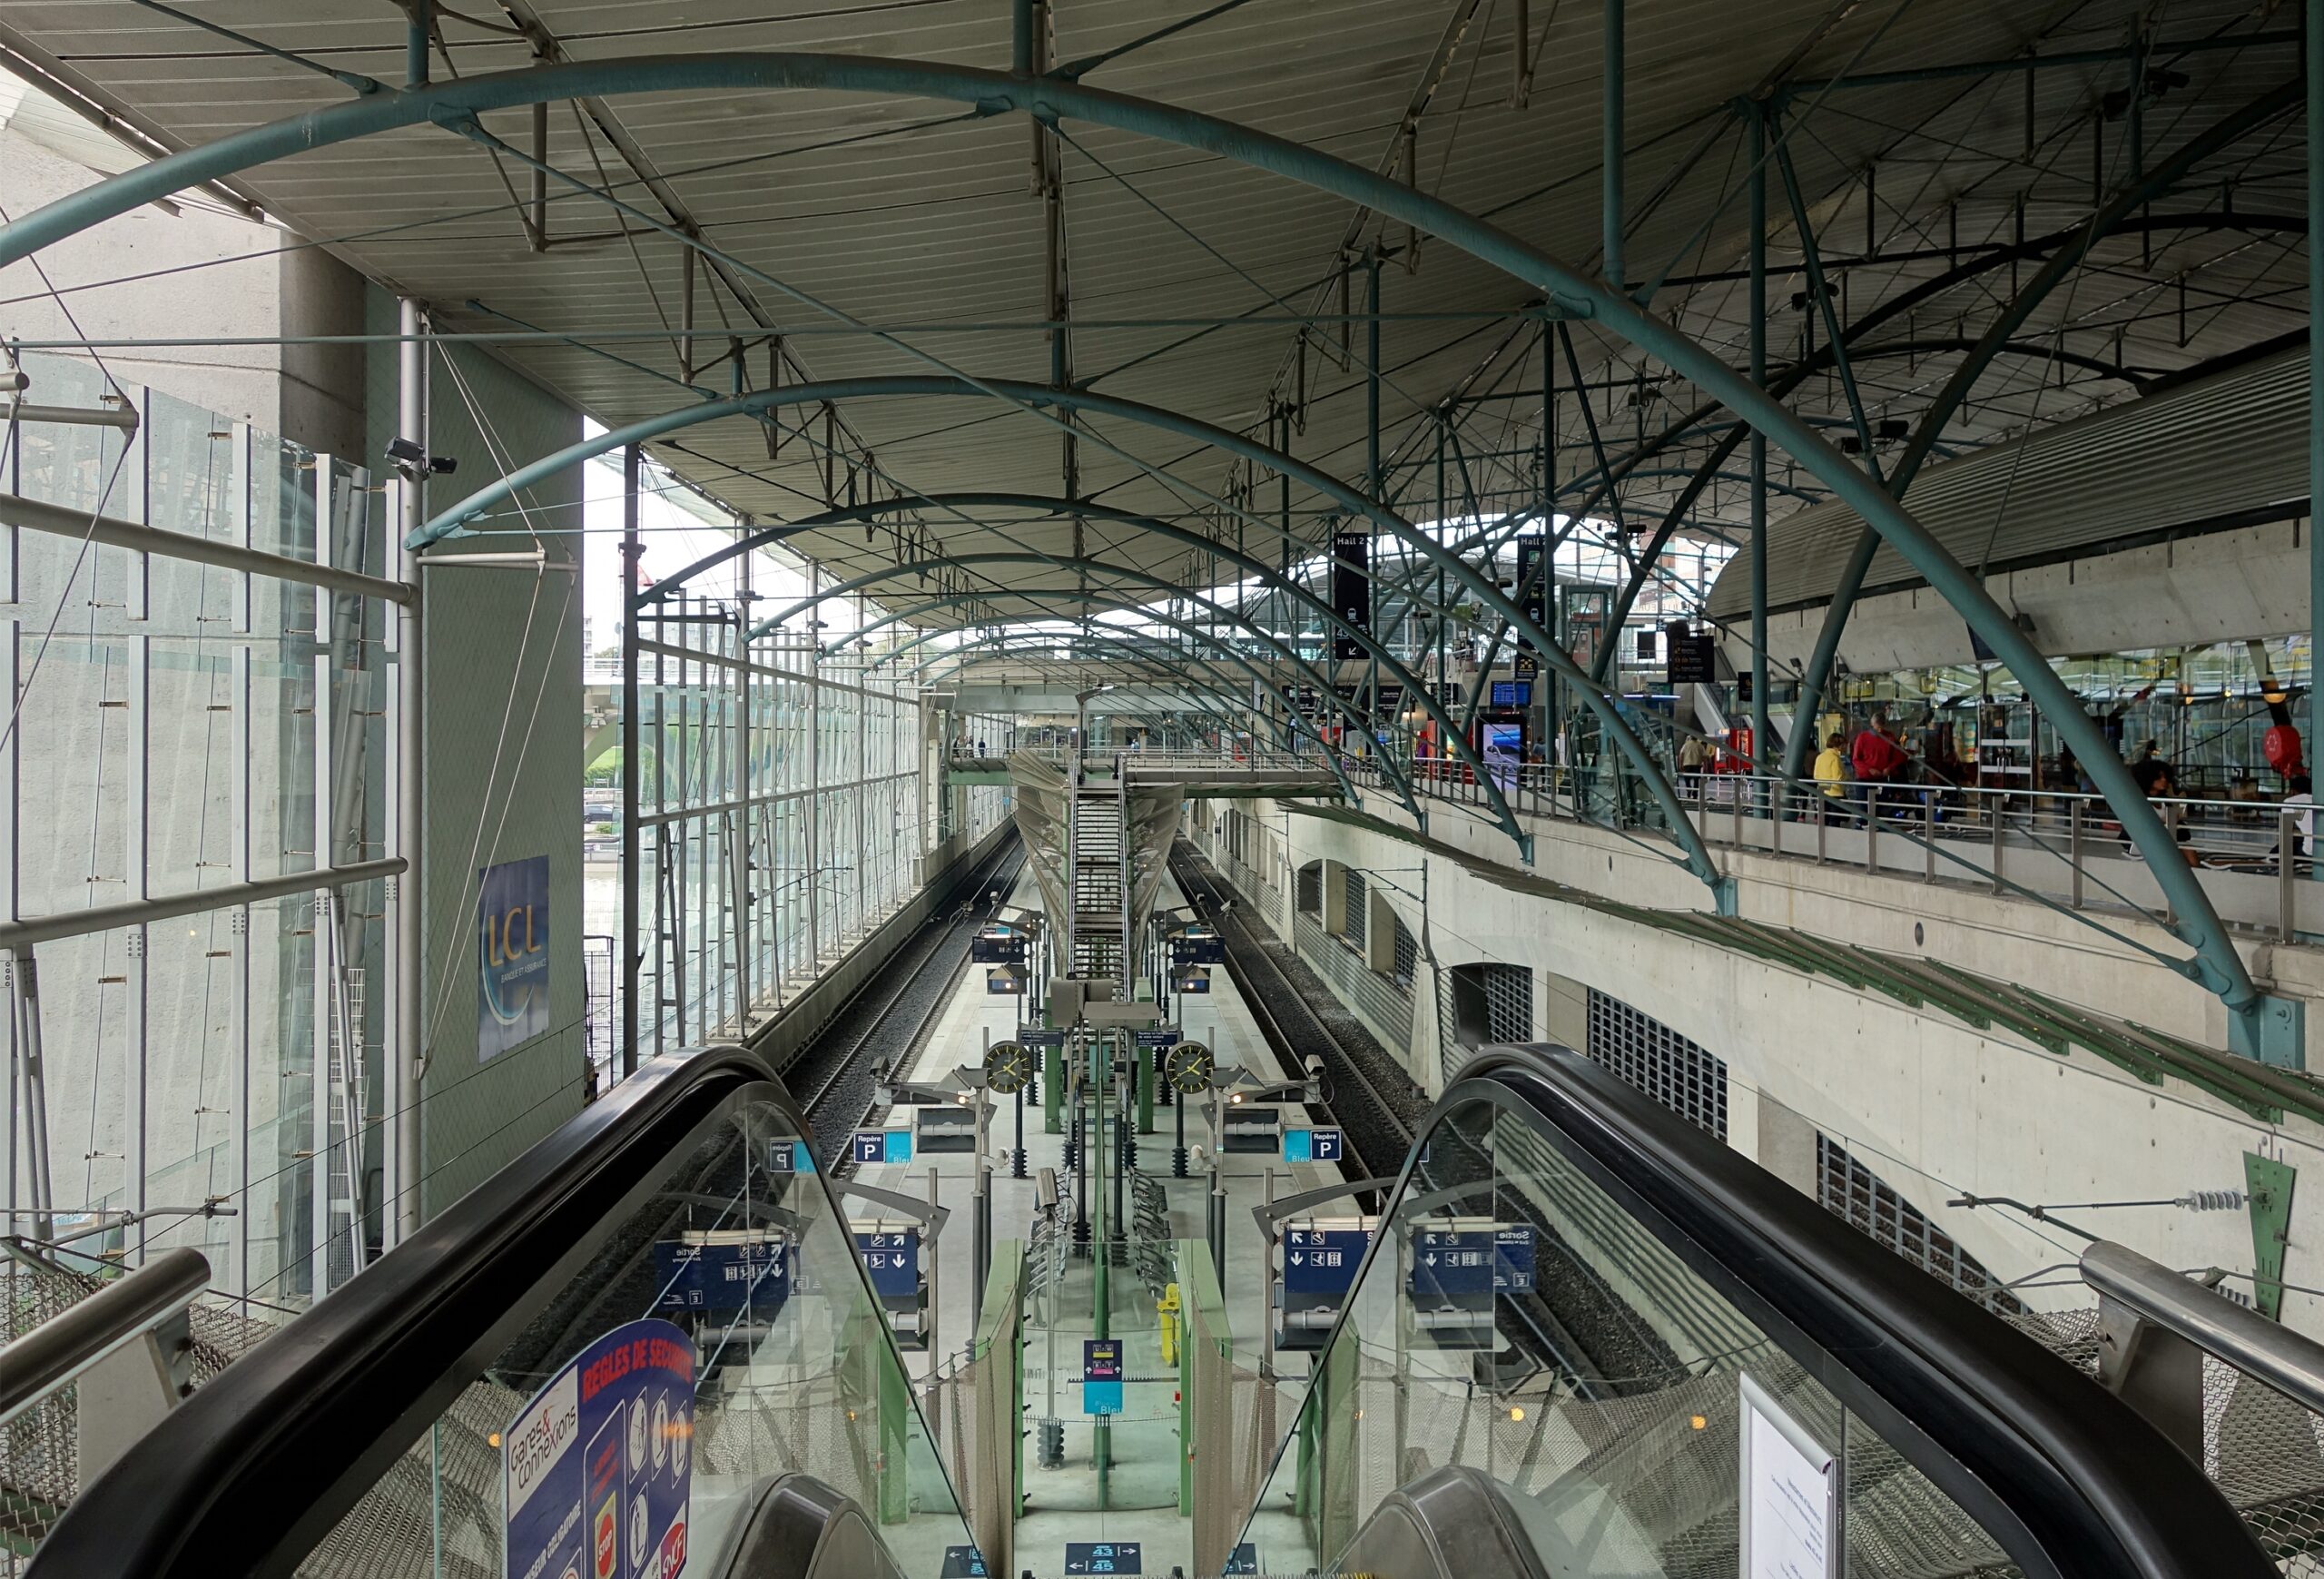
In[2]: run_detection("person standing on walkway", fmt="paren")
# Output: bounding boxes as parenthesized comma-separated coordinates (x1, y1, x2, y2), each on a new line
(1814, 731, 1848, 806)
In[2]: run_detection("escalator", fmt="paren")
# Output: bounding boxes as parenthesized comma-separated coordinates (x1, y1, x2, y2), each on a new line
(23, 1042, 2275, 1577)
(25, 1048, 969, 1579)
(1228, 1046, 2272, 1579)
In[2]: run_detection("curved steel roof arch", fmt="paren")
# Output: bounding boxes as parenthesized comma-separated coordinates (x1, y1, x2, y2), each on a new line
(0, 50, 2251, 1003)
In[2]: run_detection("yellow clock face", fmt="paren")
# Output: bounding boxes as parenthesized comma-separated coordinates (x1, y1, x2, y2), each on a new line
(1164, 1041, 1216, 1094)
(983, 1041, 1032, 1094)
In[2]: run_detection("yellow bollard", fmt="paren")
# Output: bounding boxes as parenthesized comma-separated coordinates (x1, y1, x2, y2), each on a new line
(1157, 1280, 1182, 1367)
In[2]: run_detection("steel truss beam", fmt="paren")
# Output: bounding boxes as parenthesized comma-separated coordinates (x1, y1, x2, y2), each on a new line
(0, 49, 2259, 1002)
(419, 390, 1682, 869)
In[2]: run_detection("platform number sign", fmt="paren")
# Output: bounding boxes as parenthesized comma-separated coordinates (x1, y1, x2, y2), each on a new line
(1224, 1543, 1260, 1574)
(1065, 1542, 1143, 1574)
(940, 1546, 988, 1577)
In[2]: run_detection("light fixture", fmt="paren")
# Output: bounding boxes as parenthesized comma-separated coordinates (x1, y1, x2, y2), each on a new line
(2263, 678, 2290, 705)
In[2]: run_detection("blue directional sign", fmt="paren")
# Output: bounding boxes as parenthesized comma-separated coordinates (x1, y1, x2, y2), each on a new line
(1283, 1127, 1344, 1163)
(1171, 934, 1226, 964)
(654, 1234, 792, 1314)
(855, 1229, 921, 1299)
(1282, 1226, 1370, 1296)
(1410, 1226, 1538, 1302)
(940, 1544, 989, 1577)
(1133, 1028, 1182, 1048)
(1022, 1029, 1067, 1048)
(1224, 1543, 1260, 1574)
(852, 1130, 911, 1165)
(1065, 1541, 1142, 1574)
(767, 1140, 812, 1174)
(1495, 1226, 1537, 1293)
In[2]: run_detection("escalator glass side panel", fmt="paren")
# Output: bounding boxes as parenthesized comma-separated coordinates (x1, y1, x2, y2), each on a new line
(26, 1053, 973, 1579)
(1237, 1047, 2270, 1579)
(298, 1094, 970, 1579)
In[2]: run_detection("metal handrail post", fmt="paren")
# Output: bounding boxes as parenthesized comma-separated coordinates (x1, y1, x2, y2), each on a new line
(2082, 1239, 2324, 1432)
(2281, 808, 2298, 939)
(1991, 789, 2006, 895)
(0, 1247, 208, 1428)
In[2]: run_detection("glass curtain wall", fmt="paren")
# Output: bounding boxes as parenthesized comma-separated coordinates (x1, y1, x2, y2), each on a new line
(1, 351, 396, 1311)
(629, 558, 1010, 1063)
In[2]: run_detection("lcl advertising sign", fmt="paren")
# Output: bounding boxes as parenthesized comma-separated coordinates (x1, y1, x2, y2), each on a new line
(479, 855, 551, 1061)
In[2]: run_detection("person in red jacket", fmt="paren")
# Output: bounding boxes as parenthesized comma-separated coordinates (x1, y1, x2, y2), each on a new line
(1849, 715, 1910, 814)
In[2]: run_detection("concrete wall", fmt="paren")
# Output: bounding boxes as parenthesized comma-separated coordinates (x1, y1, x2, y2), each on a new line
(1201, 798, 2324, 1339)
(366, 292, 587, 1217)
(1725, 516, 2310, 676)
(0, 125, 282, 425)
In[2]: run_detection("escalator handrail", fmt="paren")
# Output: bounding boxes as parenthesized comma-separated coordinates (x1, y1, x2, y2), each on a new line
(1426, 1046, 2271, 1579)
(28, 1046, 799, 1579)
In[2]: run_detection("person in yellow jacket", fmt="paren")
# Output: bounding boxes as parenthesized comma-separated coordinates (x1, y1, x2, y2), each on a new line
(1814, 731, 1848, 799)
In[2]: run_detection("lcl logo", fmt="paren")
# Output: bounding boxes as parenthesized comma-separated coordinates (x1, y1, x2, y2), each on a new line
(486, 903, 543, 965)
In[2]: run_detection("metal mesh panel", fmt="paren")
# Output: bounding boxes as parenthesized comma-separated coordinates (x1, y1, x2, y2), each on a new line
(1391, 917, 1418, 989)
(2, 1254, 280, 1576)
(1584, 988, 1730, 1140)
(1344, 870, 1367, 948)
(1482, 962, 1532, 1044)
(1295, 862, 1323, 914)
(1817, 1137, 2023, 1316)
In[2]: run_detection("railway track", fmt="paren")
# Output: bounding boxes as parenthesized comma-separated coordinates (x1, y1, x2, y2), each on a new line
(1167, 840, 1429, 1181)
(784, 829, 1027, 1166)
(1170, 840, 1679, 1396)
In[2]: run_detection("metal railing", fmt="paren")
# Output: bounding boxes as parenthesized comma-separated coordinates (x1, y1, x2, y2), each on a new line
(0, 1247, 209, 1429)
(1303, 745, 2323, 942)
(2081, 1240, 2324, 1426)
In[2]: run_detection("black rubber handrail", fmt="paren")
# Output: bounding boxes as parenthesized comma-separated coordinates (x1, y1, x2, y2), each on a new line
(27, 1045, 800, 1579)
(1423, 1046, 2272, 1579)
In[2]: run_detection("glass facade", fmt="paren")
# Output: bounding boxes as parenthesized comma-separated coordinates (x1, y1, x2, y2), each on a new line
(624, 561, 1009, 1061)
(2, 351, 391, 1308)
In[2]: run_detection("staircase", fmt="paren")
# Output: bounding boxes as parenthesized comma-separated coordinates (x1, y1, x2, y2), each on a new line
(1067, 768, 1130, 987)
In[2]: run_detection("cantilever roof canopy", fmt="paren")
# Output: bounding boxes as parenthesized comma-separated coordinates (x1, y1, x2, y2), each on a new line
(1702, 342, 2312, 625)
(0, 1, 2300, 626)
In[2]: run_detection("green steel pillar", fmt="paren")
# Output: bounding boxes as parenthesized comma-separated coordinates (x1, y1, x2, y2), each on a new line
(1367, 253, 1384, 498)
(1137, 1034, 1155, 1132)
(1541, 317, 1560, 765)
(1602, 0, 1625, 291)
(1044, 1036, 1063, 1133)
(1092, 1036, 1111, 1507)
(2309, 0, 2322, 873)
(1748, 103, 1771, 770)
(407, 0, 430, 86)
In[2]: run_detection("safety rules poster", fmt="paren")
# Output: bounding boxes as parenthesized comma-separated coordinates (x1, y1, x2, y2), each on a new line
(504, 1317, 695, 1579)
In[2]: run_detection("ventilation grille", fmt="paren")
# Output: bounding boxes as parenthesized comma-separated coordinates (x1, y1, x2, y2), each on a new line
(1482, 963, 1532, 1045)
(1817, 1135, 2024, 1315)
(1344, 869, 1367, 949)
(1584, 988, 1728, 1140)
